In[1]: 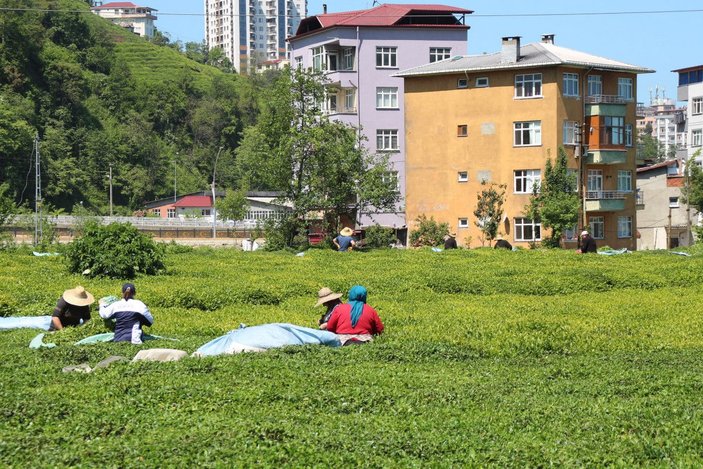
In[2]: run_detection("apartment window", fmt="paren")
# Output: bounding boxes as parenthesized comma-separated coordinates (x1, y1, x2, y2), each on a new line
(382, 171, 400, 192)
(625, 124, 633, 147)
(617, 216, 632, 238)
(341, 48, 354, 70)
(563, 73, 579, 97)
(476, 77, 489, 87)
(588, 75, 602, 96)
(514, 121, 542, 146)
(326, 94, 337, 113)
(458, 171, 468, 182)
(457, 124, 468, 137)
(312, 46, 323, 71)
(376, 87, 398, 109)
(589, 216, 604, 239)
(376, 129, 399, 151)
(617, 170, 632, 192)
(429, 47, 451, 63)
(515, 73, 542, 98)
(692, 129, 703, 147)
(601, 116, 625, 145)
(294, 56, 302, 69)
(514, 170, 541, 194)
(457, 78, 468, 89)
(617, 77, 633, 101)
(344, 89, 355, 111)
(167, 208, 176, 218)
(514, 218, 541, 241)
(458, 218, 469, 228)
(327, 52, 338, 71)
(376, 47, 397, 68)
(693, 97, 703, 115)
(669, 197, 680, 208)
(153, 209, 161, 217)
(563, 121, 579, 145)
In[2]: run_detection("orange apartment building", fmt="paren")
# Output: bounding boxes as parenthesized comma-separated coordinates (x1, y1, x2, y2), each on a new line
(397, 35, 653, 249)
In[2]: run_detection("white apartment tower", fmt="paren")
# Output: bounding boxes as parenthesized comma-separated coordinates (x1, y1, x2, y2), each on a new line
(204, 0, 306, 74)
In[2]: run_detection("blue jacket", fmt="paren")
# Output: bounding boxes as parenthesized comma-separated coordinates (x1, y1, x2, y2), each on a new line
(99, 299, 153, 344)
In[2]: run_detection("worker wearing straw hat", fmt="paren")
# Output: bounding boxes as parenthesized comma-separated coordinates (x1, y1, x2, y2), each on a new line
(51, 286, 95, 330)
(333, 227, 357, 252)
(314, 287, 343, 330)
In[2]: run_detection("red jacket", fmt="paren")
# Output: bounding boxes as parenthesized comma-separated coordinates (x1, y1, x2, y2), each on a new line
(326, 303, 384, 336)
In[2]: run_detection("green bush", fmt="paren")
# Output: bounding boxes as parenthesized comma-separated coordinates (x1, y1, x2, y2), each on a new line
(409, 214, 449, 247)
(64, 221, 165, 278)
(363, 225, 397, 248)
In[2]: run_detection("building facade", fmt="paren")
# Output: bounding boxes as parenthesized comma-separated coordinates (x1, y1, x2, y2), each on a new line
(91, 1, 157, 38)
(674, 65, 703, 166)
(289, 4, 471, 234)
(204, 0, 306, 74)
(398, 35, 653, 249)
(636, 95, 687, 165)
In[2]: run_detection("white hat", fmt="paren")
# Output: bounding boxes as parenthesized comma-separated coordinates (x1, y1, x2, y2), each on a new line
(314, 287, 343, 307)
(581, 230, 589, 236)
(63, 286, 95, 307)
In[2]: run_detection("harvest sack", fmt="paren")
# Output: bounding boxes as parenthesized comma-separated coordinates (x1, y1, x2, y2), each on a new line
(193, 323, 341, 357)
(0, 316, 53, 331)
(132, 348, 188, 363)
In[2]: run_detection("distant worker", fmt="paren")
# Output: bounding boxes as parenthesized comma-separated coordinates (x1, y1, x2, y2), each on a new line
(333, 227, 356, 252)
(51, 286, 95, 330)
(314, 287, 343, 330)
(326, 285, 384, 345)
(494, 235, 512, 250)
(443, 233, 458, 249)
(578, 230, 597, 253)
(99, 283, 154, 344)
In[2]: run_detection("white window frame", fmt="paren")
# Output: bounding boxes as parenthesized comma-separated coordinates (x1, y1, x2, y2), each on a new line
(514, 121, 542, 146)
(201, 209, 211, 216)
(376, 129, 399, 151)
(514, 217, 541, 241)
(692, 97, 703, 115)
(458, 218, 469, 228)
(153, 208, 161, 217)
(341, 48, 354, 71)
(167, 208, 176, 219)
(476, 77, 489, 88)
(457, 171, 468, 182)
(589, 216, 604, 239)
(692, 129, 703, 147)
(344, 89, 356, 112)
(376, 47, 397, 68)
(563, 73, 579, 97)
(669, 197, 680, 208)
(563, 120, 578, 145)
(515, 73, 542, 98)
(588, 75, 602, 96)
(429, 47, 451, 63)
(617, 216, 632, 238)
(514, 169, 541, 194)
(312, 46, 324, 71)
(376, 87, 398, 109)
(617, 170, 632, 192)
(382, 171, 400, 192)
(617, 77, 633, 101)
(625, 124, 633, 147)
(457, 78, 468, 89)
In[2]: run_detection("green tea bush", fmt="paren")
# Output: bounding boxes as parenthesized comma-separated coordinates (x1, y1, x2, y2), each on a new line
(64, 221, 165, 278)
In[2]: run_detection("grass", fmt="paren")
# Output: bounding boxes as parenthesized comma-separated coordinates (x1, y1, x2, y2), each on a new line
(1, 247, 703, 466)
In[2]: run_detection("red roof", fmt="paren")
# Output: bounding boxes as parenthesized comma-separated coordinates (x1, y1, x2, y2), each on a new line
(636, 159, 679, 173)
(173, 195, 212, 208)
(92, 2, 150, 10)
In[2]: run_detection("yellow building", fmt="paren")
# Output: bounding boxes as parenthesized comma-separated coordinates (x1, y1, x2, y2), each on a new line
(397, 35, 653, 249)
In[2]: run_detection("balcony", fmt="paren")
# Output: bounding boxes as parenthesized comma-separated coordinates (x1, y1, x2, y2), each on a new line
(585, 95, 630, 104)
(585, 150, 627, 165)
(585, 190, 627, 212)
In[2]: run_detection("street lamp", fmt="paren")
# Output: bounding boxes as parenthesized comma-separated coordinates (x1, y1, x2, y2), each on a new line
(212, 146, 223, 239)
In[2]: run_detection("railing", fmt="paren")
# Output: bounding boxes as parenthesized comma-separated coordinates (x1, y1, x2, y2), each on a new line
(585, 95, 631, 104)
(586, 190, 628, 200)
(636, 190, 644, 205)
(26, 215, 271, 229)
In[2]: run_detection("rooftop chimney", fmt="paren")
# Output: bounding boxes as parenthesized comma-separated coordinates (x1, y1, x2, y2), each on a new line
(323, 3, 327, 14)
(541, 34, 555, 45)
(500, 36, 521, 64)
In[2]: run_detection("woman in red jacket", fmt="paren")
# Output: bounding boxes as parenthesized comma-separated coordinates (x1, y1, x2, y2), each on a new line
(326, 285, 384, 345)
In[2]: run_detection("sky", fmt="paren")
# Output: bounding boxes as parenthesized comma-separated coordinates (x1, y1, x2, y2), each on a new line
(145, 0, 703, 105)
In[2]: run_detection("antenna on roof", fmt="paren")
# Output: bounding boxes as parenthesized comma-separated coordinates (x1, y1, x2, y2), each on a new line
(372, 0, 380, 5)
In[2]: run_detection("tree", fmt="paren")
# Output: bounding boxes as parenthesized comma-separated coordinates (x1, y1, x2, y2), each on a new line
(236, 67, 399, 246)
(526, 147, 580, 248)
(409, 214, 449, 247)
(682, 150, 703, 213)
(473, 182, 506, 246)
(638, 133, 666, 163)
(216, 188, 248, 221)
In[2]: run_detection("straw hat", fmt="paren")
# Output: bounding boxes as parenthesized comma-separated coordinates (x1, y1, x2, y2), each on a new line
(314, 287, 343, 307)
(340, 227, 354, 236)
(63, 286, 95, 307)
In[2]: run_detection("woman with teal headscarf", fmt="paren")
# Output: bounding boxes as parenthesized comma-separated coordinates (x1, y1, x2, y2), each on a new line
(325, 285, 384, 345)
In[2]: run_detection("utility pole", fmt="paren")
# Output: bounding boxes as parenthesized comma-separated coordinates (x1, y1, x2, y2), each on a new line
(109, 164, 113, 217)
(667, 206, 672, 249)
(212, 146, 223, 239)
(34, 134, 43, 246)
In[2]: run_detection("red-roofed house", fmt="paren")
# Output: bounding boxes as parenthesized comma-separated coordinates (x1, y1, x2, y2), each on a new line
(91, 1, 157, 38)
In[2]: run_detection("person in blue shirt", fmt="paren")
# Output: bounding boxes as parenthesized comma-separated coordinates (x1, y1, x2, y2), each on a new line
(333, 227, 356, 252)
(99, 283, 153, 344)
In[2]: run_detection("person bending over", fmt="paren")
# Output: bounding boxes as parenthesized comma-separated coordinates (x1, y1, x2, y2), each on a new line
(326, 285, 384, 345)
(51, 286, 95, 331)
(99, 283, 153, 344)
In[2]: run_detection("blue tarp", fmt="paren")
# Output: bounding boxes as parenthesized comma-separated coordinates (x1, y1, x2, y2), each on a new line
(598, 248, 630, 256)
(0, 316, 52, 331)
(194, 323, 341, 357)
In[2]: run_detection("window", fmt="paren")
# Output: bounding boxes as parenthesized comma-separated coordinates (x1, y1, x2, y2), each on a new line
(514, 121, 542, 146)
(563, 121, 579, 145)
(563, 73, 579, 97)
(382, 171, 400, 192)
(625, 124, 633, 147)
(564, 225, 578, 242)
(429, 47, 451, 63)
(458, 171, 468, 182)
(667, 164, 679, 176)
(514, 218, 541, 241)
(457, 78, 468, 89)
(376, 129, 399, 151)
(312, 46, 323, 71)
(326, 94, 337, 113)
(617, 77, 633, 101)
(167, 208, 176, 218)
(153, 208, 161, 217)
(514, 170, 541, 194)
(327, 52, 338, 71)
(376, 87, 398, 109)
(376, 47, 397, 68)
(515, 73, 542, 98)
(201, 209, 211, 216)
(294, 56, 302, 69)
(458, 218, 469, 228)
(344, 89, 355, 112)
(692, 129, 703, 147)
(587, 169, 603, 193)
(341, 48, 354, 70)
(669, 197, 680, 208)
(617, 170, 632, 192)
(617, 216, 632, 238)
(457, 124, 468, 137)
(679, 69, 703, 86)
(693, 97, 703, 115)
(601, 116, 625, 145)
(588, 75, 602, 96)
(589, 216, 604, 239)
(476, 77, 489, 87)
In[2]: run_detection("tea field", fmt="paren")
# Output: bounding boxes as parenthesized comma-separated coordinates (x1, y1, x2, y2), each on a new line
(2, 247, 703, 466)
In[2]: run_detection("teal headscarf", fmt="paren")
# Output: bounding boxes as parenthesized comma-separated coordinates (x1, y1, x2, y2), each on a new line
(348, 285, 367, 327)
